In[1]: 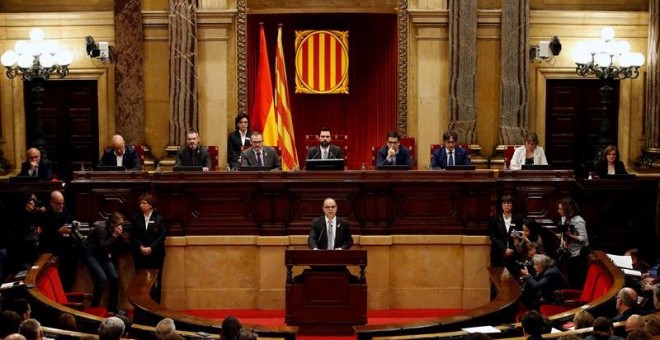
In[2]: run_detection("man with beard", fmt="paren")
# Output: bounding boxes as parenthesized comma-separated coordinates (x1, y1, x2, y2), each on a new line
(175, 130, 211, 171)
(240, 132, 281, 170)
(306, 127, 343, 160)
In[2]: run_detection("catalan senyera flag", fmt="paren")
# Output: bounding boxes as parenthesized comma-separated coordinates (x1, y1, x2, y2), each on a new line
(275, 25, 299, 171)
(252, 24, 278, 146)
(294, 30, 349, 94)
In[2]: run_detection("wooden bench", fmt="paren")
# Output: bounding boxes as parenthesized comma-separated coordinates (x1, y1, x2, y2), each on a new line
(128, 268, 298, 340)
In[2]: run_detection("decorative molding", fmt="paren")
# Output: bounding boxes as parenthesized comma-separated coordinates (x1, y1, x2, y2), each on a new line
(237, 0, 248, 115)
(397, 0, 409, 136)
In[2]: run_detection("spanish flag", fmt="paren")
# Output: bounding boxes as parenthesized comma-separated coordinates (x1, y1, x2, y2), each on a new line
(275, 25, 299, 171)
(251, 23, 278, 146)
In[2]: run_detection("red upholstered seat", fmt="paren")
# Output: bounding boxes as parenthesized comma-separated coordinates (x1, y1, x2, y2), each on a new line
(207, 145, 219, 171)
(38, 266, 107, 317)
(504, 145, 515, 169)
(539, 263, 612, 316)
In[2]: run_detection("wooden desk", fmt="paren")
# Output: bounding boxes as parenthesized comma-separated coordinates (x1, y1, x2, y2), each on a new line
(285, 250, 367, 334)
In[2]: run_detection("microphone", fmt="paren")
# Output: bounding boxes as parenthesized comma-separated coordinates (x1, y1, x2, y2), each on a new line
(317, 223, 325, 245)
(311, 148, 321, 160)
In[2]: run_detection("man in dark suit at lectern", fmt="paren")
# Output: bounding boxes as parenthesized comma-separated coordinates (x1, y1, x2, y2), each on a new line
(308, 197, 353, 250)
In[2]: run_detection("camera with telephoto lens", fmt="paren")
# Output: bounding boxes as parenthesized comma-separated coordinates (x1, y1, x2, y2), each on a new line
(70, 220, 84, 242)
(511, 230, 523, 238)
(30, 198, 44, 208)
(558, 222, 575, 234)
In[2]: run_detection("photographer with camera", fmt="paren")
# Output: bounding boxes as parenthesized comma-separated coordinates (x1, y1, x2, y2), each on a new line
(82, 212, 128, 314)
(39, 191, 80, 291)
(519, 254, 567, 310)
(9, 193, 47, 272)
(488, 194, 525, 277)
(557, 197, 590, 288)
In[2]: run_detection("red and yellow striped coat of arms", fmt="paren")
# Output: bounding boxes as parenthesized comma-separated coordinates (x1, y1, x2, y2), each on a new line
(294, 30, 349, 94)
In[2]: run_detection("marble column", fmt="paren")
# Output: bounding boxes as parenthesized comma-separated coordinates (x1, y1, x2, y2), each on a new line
(498, 0, 529, 145)
(114, 0, 145, 145)
(168, 0, 199, 146)
(448, 0, 477, 144)
(636, 0, 660, 170)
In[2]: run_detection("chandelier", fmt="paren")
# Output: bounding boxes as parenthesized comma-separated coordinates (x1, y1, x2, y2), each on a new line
(571, 27, 645, 80)
(0, 28, 73, 81)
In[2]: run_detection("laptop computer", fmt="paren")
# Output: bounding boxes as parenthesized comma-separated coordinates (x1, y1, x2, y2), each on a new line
(238, 166, 273, 172)
(445, 165, 476, 170)
(95, 165, 127, 171)
(172, 165, 204, 172)
(521, 164, 552, 170)
(305, 158, 345, 171)
(375, 164, 410, 171)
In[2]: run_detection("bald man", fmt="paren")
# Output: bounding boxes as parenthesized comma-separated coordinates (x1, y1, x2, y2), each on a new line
(98, 134, 141, 170)
(612, 287, 641, 322)
(39, 190, 78, 290)
(19, 148, 52, 180)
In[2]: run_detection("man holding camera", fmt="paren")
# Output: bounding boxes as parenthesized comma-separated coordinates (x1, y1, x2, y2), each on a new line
(39, 190, 80, 291)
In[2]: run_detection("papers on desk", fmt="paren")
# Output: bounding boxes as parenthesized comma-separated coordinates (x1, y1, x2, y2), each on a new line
(0, 281, 23, 289)
(606, 254, 633, 269)
(622, 268, 642, 277)
(461, 326, 501, 334)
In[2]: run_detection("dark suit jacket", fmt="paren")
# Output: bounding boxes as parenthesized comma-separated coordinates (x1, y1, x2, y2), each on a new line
(306, 144, 343, 160)
(240, 146, 281, 169)
(376, 145, 412, 168)
(594, 160, 628, 177)
(175, 146, 211, 168)
(39, 207, 75, 255)
(308, 216, 353, 250)
(431, 146, 471, 169)
(488, 213, 524, 266)
(98, 146, 141, 170)
(227, 130, 251, 169)
(130, 211, 167, 269)
(523, 265, 567, 303)
(19, 159, 53, 180)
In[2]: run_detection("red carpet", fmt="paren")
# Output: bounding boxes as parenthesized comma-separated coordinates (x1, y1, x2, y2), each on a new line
(185, 309, 464, 339)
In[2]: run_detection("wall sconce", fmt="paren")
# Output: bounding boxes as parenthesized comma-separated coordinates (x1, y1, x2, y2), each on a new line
(0, 28, 73, 81)
(571, 27, 644, 80)
(530, 36, 562, 63)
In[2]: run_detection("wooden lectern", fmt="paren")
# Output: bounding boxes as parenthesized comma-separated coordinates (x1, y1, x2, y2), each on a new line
(285, 249, 367, 334)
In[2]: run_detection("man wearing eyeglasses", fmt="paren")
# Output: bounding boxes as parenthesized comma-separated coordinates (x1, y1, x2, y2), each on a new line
(19, 148, 52, 180)
(376, 131, 412, 169)
(240, 131, 281, 170)
(308, 198, 353, 250)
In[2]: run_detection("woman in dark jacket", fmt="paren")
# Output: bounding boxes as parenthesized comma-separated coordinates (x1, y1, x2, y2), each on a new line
(82, 212, 127, 314)
(227, 113, 251, 170)
(594, 145, 628, 178)
(520, 254, 568, 310)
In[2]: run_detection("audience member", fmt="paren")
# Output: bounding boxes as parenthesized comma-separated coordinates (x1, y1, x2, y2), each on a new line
(487, 194, 524, 274)
(0, 310, 21, 338)
(376, 131, 413, 169)
(625, 329, 652, 340)
(520, 254, 567, 310)
(585, 317, 623, 340)
(228, 113, 252, 170)
(161, 333, 184, 340)
(308, 197, 353, 250)
(625, 314, 646, 334)
(613, 288, 640, 322)
(509, 132, 548, 170)
(4, 334, 27, 340)
(131, 193, 167, 302)
(175, 130, 211, 171)
(10, 299, 31, 321)
(18, 318, 43, 340)
(557, 197, 590, 288)
(18, 148, 52, 180)
(220, 316, 243, 340)
(625, 249, 650, 274)
(98, 316, 125, 340)
(521, 310, 545, 340)
(116, 314, 132, 337)
(466, 334, 493, 340)
(82, 212, 128, 314)
(431, 130, 470, 169)
(10, 192, 45, 272)
(98, 134, 141, 171)
(240, 132, 281, 170)
(39, 190, 80, 290)
(56, 313, 78, 332)
(645, 315, 660, 335)
(594, 145, 627, 177)
(156, 318, 176, 339)
(306, 126, 344, 161)
(573, 310, 595, 330)
(236, 328, 258, 340)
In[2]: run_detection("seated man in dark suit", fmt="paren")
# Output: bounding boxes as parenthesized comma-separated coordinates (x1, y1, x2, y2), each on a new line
(431, 130, 471, 169)
(240, 132, 281, 170)
(98, 134, 141, 171)
(175, 130, 211, 171)
(19, 148, 52, 180)
(376, 131, 412, 169)
(306, 126, 343, 160)
(308, 197, 353, 250)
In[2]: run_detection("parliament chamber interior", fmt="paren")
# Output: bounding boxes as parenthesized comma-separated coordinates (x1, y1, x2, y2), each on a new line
(1, 0, 660, 339)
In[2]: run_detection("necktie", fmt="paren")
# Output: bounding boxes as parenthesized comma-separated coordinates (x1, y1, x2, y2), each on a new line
(322, 149, 328, 160)
(327, 220, 334, 250)
(33, 168, 38, 177)
(448, 151, 454, 166)
(256, 152, 263, 166)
